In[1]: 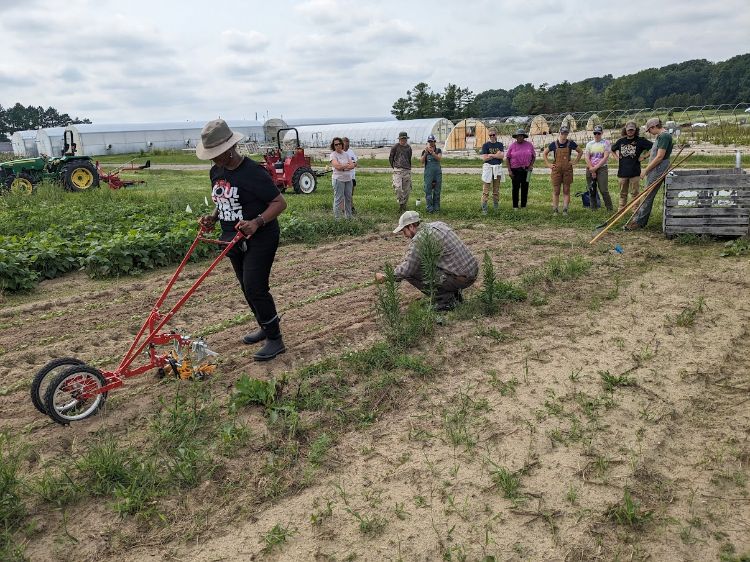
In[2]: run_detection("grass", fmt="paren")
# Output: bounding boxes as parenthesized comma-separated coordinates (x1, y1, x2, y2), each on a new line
(606, 489, 653, 528)
(667, 296, 707, 327)
(261, 523, 296, 553)
(0, 435, 25, 561)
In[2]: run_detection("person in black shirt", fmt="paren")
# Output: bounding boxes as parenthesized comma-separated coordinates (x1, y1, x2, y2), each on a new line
(197, 119, 288, 361)
(611, 121, 653, 211)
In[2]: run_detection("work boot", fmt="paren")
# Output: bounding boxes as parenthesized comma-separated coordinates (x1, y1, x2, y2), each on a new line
(253, 316, 285, 361)
(493, 201, 499, 211)
(242, 327, 266, 345)
(482, 202, 488, 215)
(399, 202, 406, 212)
(253, 336, 286, 361)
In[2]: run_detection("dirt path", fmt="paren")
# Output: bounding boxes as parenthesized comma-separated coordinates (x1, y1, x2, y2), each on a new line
(3, 227, 749, 561)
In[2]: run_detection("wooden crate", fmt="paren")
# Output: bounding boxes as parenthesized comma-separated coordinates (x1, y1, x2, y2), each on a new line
(663, 169, 750, 237)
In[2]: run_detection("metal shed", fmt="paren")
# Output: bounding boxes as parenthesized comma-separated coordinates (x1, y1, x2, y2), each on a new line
(11, 130, 39, 157)
(36, 127, 66, 157)
(282, 118, 453, 149)
(64, 120, 264, 156)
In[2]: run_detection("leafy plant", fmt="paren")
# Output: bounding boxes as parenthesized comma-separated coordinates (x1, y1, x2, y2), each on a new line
(230, 375, 278, 411)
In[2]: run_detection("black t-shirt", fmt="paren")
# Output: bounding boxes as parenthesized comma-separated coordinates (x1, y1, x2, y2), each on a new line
(481, 141, 504, 165)
(611, 136, 653, 178)
(209, 157, 280, 240)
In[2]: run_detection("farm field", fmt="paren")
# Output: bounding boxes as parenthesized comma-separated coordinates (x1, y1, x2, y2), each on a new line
(1, 169, 749, 561)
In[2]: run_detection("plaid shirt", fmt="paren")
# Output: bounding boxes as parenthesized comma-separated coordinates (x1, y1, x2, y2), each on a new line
(394, 222, 478, 281)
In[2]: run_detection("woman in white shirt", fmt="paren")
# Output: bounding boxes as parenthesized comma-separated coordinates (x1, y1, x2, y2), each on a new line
(329, 137, 356, 219)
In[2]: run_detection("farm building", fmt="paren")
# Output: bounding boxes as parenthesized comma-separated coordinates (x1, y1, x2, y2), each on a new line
(11, 130, 39, 157)
(444, 119, 490, 151)
(35, 127, 66, 157)
(282, 118, 453, 148)
(529, 115, 550, 135)
(585, 114, 601, 131)
(64, 120, 265, 156)
(264, 116, 395, 144)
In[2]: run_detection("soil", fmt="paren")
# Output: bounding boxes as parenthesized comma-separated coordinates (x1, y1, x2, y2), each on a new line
(2, 226, 749, 561)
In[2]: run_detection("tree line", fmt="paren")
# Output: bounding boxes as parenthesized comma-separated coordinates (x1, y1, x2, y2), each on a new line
(392, 53, 750, 120)
(0, 103, 91, 141)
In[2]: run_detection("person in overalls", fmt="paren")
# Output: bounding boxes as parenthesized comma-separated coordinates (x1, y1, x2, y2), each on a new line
(543, 126, 582, 215)
(421, 134, 443, 213)
(626, 118, 673, 229)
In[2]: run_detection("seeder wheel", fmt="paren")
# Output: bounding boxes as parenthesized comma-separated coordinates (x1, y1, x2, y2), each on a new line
(43, 364, 108, 424)
(31, 357, 86, 415)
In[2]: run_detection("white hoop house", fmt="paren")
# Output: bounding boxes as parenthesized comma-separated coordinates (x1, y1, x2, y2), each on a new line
(282, 118, 454, 148)
(64, 120, 264, 156)
(11, 130, 38, 157)
(35, 127, 66, 157)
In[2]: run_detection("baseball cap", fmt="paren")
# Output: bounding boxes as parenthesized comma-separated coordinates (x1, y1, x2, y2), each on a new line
(398, 131, 409, 139)
(645, 117, 662, 130)
(427, 134, 436, 142)
(393, 210, 420, 233)
(560, 126, 570, 133)
(593, 125, 603, 133)
(625, 121, 637, 131)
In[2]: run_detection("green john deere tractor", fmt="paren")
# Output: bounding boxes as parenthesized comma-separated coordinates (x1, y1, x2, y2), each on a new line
(0, 131, 99, 195)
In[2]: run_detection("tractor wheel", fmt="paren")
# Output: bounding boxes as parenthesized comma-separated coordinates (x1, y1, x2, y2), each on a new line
(44, 364, 108, 425)
(292, 167, 317, 194)
(62, 161, 100, 192)
(31, 357, 86, 415)
(4, 173, 35, 195)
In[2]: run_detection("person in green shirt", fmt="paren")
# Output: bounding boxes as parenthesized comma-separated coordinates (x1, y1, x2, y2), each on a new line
(626, 118, 673, 229)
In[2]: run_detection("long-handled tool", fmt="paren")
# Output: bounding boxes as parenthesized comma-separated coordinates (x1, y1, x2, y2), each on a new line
(589, 148, 693, 244)
(30, 225, 248, 425)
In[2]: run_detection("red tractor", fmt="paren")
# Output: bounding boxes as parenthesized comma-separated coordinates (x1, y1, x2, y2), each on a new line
(262, 128, 324, 194)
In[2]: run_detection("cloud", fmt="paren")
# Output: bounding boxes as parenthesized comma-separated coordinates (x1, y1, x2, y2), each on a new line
(221, 30, 270, 52)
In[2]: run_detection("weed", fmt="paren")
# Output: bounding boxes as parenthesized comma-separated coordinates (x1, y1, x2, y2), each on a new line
(489, 464, 524, 505)
(476, 326, 513, 342)
(566, 485, 578, 505)
(416, 227, 443, 303)
(606, 489, 653, 528)
(479, 251, 527, 315)
(599, 370, 636, 391)
(32, 467, 83, 508)
(230, 375, 278, 411)
(217, 419, 251, 456)
(721, 238, 750, 257)
(308, 432, 334, 466)
(394, 501, 411, 520)
(261, 523, 296, 553)
(76, 437, 135, 496)
(375, 265, 436, 349)
(443, 391, 488, 450)
(667, 296, 706, 328)
(347, 508, 387, 536)
(310, 497, 335, 526)
(488, 373, 519, 396)
(0, 436, 25, 559)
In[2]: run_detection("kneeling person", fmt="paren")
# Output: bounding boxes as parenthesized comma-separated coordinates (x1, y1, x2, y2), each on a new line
(376, 211, 478, 311)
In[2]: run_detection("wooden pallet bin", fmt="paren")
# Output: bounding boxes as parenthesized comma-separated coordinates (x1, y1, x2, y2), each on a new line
(663, 169, 749, 237)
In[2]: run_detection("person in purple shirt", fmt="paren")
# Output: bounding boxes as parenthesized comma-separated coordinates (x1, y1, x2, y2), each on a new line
(505, 129, 536, 209)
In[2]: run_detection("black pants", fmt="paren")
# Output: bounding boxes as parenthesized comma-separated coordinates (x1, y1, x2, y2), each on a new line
(511, 168, 530, 208)
(226, 230, 281, 338)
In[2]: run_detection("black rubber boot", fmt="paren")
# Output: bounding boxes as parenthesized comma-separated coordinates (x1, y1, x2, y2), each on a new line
(399, 202, 406, 212)
(253, 337, 286, 361)
(253, 316, 285, 361)
(242, 327, 266, 345)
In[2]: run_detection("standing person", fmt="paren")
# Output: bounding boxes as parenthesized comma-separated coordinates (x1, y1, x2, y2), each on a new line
(389, 131, 413, 212)
(375, 211, 478, 311)
(584, 125, 613, 211)
(342, 137, 358, 214)
(611, 121, 653, 211)
(505, 128, 535, 210)
(626, 118, 674, 229)
(329, 137, 355, 219)
(480, 128, 505, 214)
(543, 126, 581, 216)
(420, 134, 443, 213)
(196, 119, 288, 361)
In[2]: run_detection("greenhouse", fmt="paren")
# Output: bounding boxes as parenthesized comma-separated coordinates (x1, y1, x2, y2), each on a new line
(35, 127, 66, 157)
(281, 118, 453, 148)
(64, 120, 265, 156)
(443, 118, 490, 151)
(11, 130, 38, 157)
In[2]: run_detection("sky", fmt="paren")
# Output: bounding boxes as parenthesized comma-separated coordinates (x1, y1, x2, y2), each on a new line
(1, 0, 749, 124)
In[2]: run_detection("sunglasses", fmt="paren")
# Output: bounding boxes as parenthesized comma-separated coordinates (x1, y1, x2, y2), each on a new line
(593, 131, 602, 135)
(489, 134, 496, 137)
(334, 142, 342, 146)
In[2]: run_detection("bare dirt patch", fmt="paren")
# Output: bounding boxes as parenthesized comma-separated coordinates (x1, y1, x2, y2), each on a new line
(2, 226, 749, 561)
